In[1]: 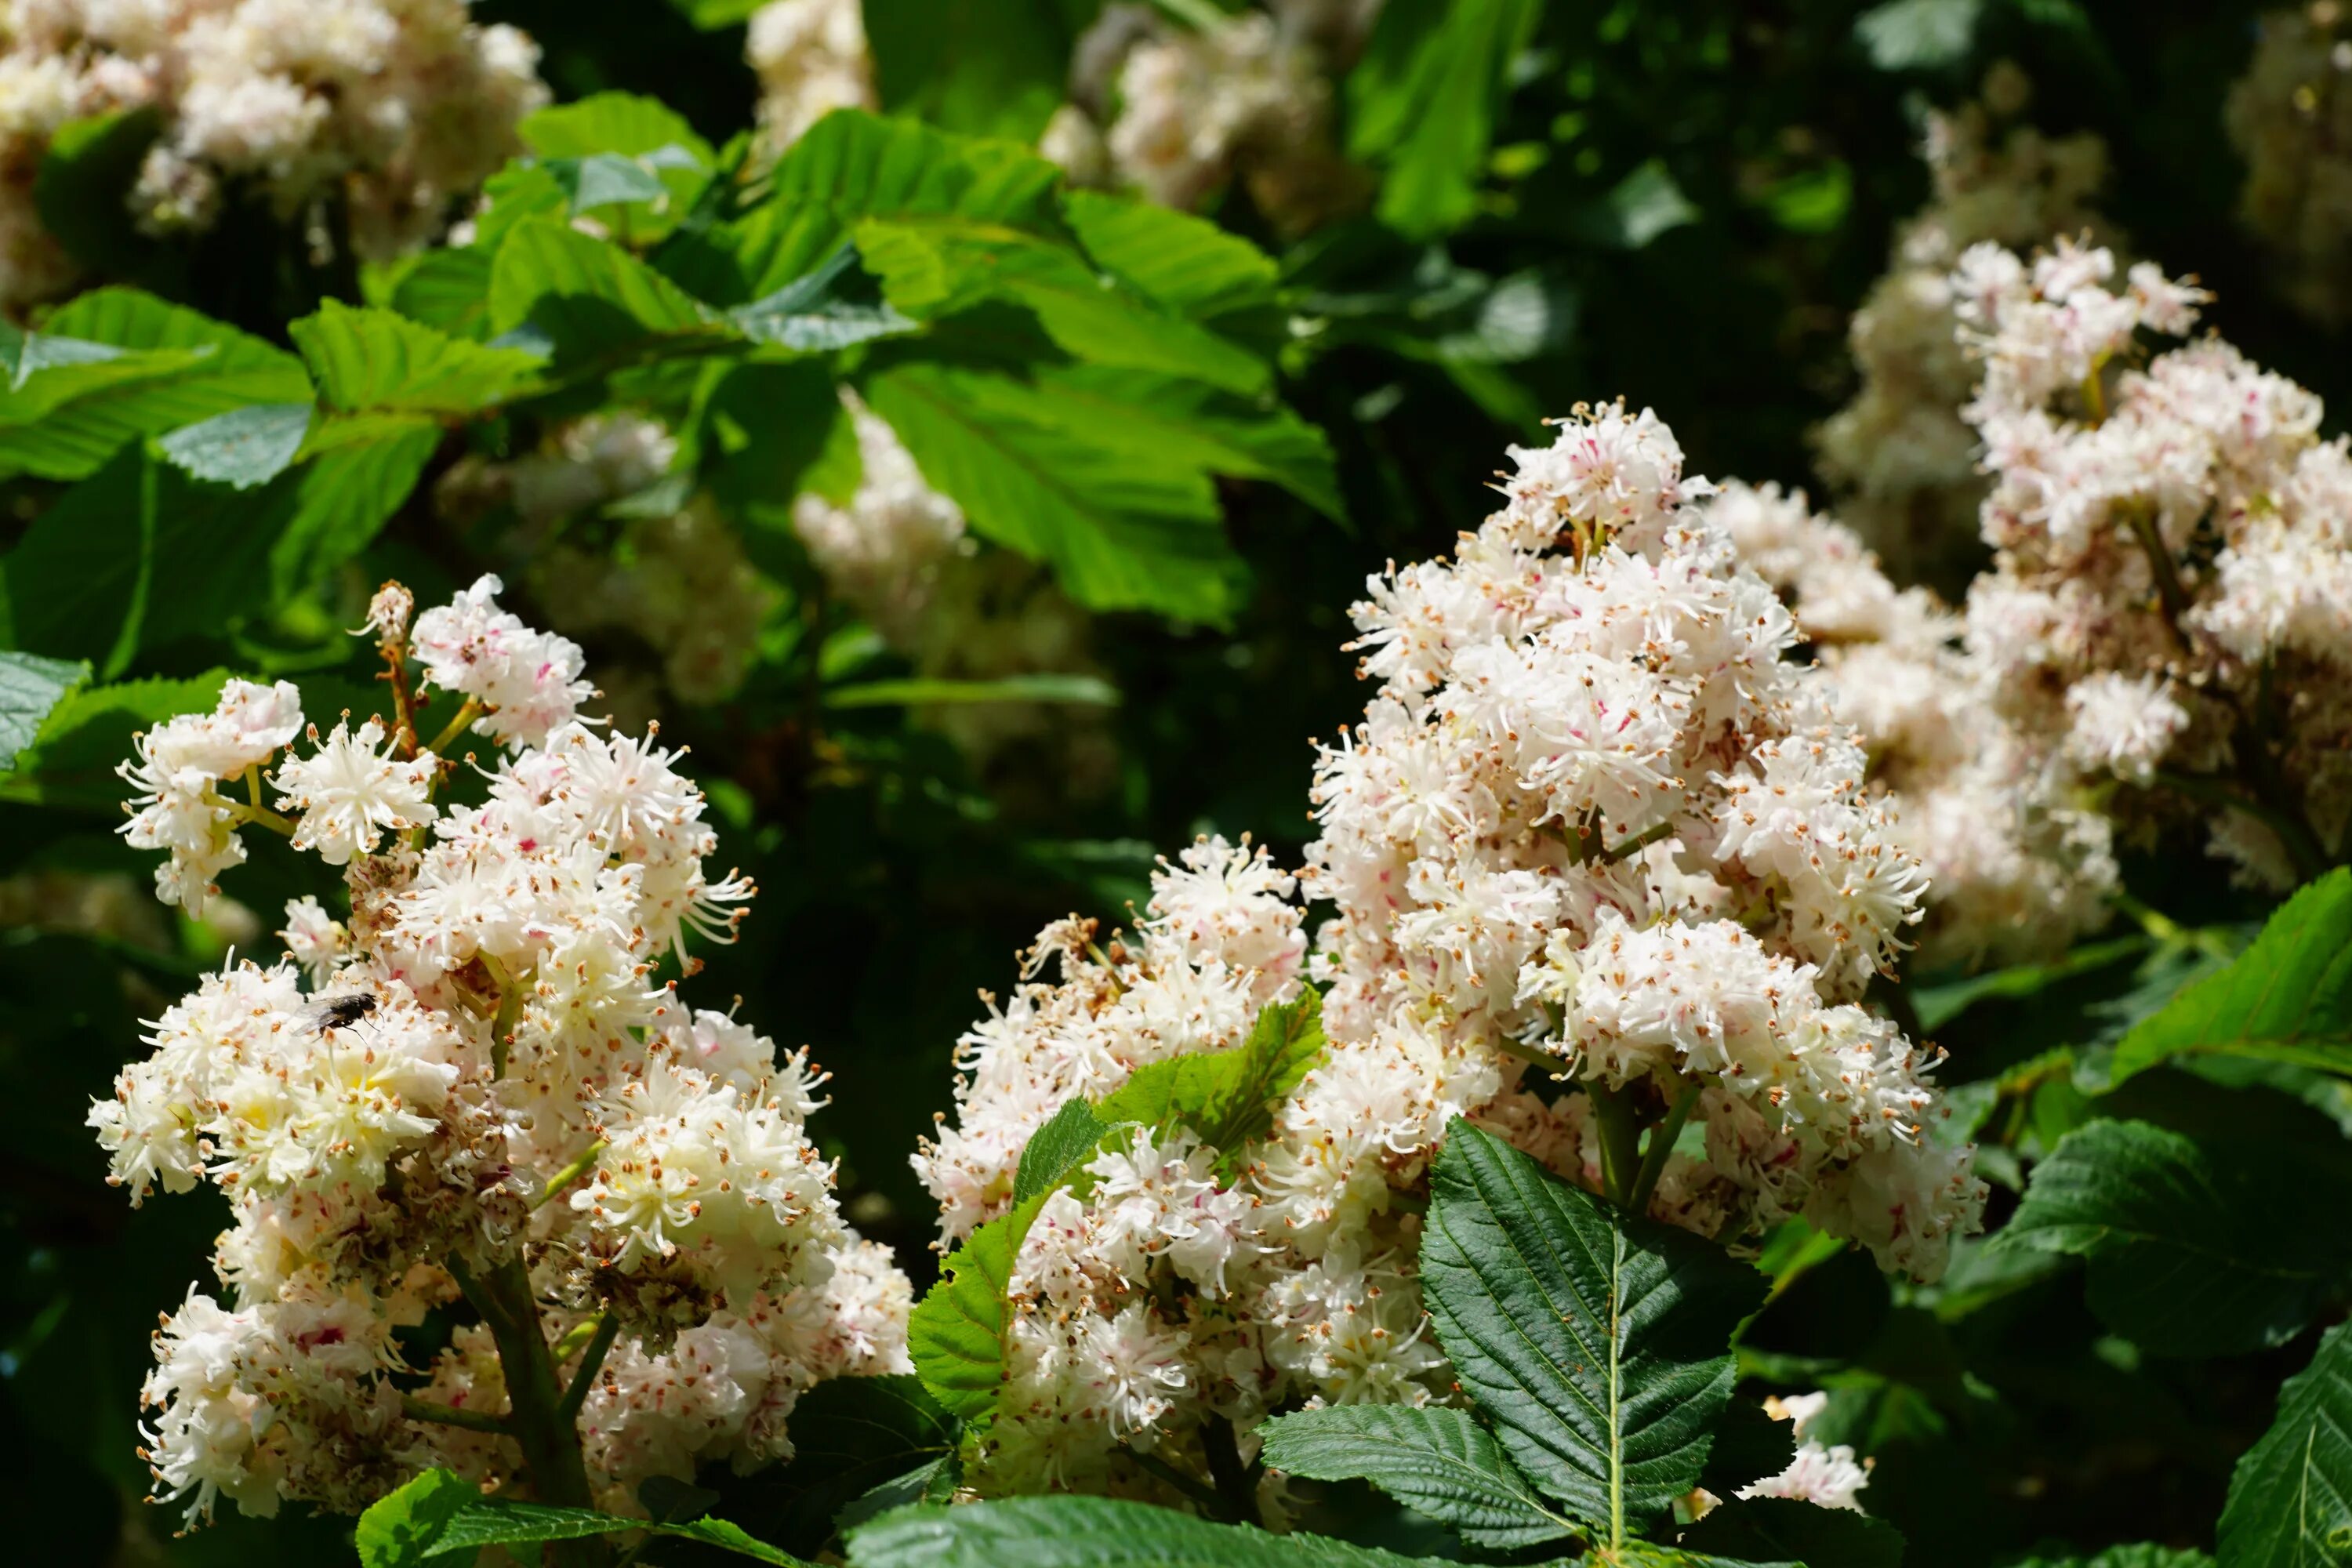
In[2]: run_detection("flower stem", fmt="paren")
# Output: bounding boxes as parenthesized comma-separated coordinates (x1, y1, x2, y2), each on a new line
(534, 1141, 607, 1212)
(451, 1254, 604, 1566)
(423, 698, 485, 758)
(483, 953, 528, 1079)
(400, 1393, 510, 1436)
(1201, 1413, 1261, 1528)
(1586, 1081, 1646, 1210)
(557, 1313, 622, 1426)
(1626, 1083, 1701, 1218)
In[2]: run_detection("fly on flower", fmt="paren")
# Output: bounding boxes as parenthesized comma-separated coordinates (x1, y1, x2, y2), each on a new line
(306, 993, 378, 1036)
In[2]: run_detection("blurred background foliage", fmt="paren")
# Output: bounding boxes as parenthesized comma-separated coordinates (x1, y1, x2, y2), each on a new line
(2, 0, 2346, 1563)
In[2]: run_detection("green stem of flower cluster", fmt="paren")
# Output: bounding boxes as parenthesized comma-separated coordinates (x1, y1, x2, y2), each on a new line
(1587, 1081, 1646, 1210)
(450, 1255, 605, 1568)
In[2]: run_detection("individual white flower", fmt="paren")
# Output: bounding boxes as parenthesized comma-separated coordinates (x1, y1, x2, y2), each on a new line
(117, 678, 304, 913)
(273, 717, 438, 865)
(409, 573, 594, 748)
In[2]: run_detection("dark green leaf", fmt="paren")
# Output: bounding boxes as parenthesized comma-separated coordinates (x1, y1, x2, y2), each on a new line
(1679, 1497, 1905, 1568)
(0, 289, 310, 481)
(0, 668, 234, 808)
(702, 111, 1065, 305)
(847, 1496, 1454, 1567)
(2001, 1548, 2212, 1568)
(699, 358, 844, 527)
(1346, 0, 1541, 238)
(736, 1376, 960, 1550)
(0, 652, 89, 771)
(858, 361, 1240, 623)
(290, 299, 542, 414)
(2218, 1321, 2352, 1568)
(488, 216, 721, 367)
(730, 244, 920, 351)
(154, 402, 313, 488)
(907, 1194, 1044, 1419)
(1570, 160, 1700, 250)
(1421, 1124, 1764, 1541)
(355, 1468, 811, 1567)
(1014, 1098, 1116, 1204)
(853, 216, 1269, 394)
(865, 0, 1100, 141)
(381, 246, 498, 339)
(33, 108, 175, 285)
(1258, 1405, 1575, 1549)
(2111, 869, 2352, 1081)
(1061, 191, 1281, 321)
(1998, 1117, 2352, 1356)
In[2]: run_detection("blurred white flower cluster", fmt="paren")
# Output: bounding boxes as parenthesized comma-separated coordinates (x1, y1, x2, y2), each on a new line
(440, 413, 777, 716)
(743, 0, 873, 153)
(2227, 5, 2352, 326)
(1706, 480, 2118, 971)
(1040, 1, 1366, 235)
(95, 578, 907, 1524)
(1813, 66, 2111, 593)
(1951, 238, 2352, 886)
(0, 0, 546, 311)
(914, 406, 1984, 1505)
(793, 391, 1114, 793)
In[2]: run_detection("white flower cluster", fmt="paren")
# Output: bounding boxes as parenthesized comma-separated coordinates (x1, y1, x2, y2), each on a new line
(2227, 6, 2352, 325)
(1813, 67, 2111, 593)
(441, 414, 776, 713)
(744, 0, 874, 153)
(916, 407, 1984, 1505)
(1951, 238, 2352, 885)
(793, 392, 1113, 790)
(0, 0, 546, 311)
(1040, 3, 1362, 235)
(93, 578, 907, 1524)
(1706, 480, 2118, 971)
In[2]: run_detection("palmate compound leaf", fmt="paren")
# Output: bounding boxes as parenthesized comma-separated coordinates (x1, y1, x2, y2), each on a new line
(2111, 868, 2352, 1082)
(356, 1468, 811, 1568)
(1997, 1118, 2352, 1356)
(1420, 1124, 1765, 1547)
(1257, 1405, 1577, 1550)
(845, 1496, 1456, 1568)
(2219, 1321, 2352, 1568)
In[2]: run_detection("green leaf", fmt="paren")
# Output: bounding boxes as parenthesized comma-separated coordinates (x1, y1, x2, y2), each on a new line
(1091, 991, 1328, 1170)
(1031, 365, 1345, 521)
(0, 652, 89, 771)
(2111, 869, 2352, 1081)
(0, 667, 236, 808)
(699, 358, 845, 526)
(1060, 191, 1280, 322)
(1346, 0, 1541, 238)
(853, 216, 1269, 394)
(356, 1468, 811, 1567)
(666, 0, 765, 24)
(154, 402, 313, 488)
(730, 243, 920, 351)
(702, 111, 1064, 304)
(381, 246, 498, 339)
(858, 361, 1240, 623)
(1571, 160, 1701, 250)
(0, 289, 310, 481)
(2218, 1321, 2352, 1568)
(1854, 0, 1984, 70)
(2002, 1548, 2212, 1568)
(825, 673, 1120, 709)
(266, 417, 443, 597)
(865, 0, 1101, 142)
(1998, 1117, 2352, 1356)
(1258, 1405, 1576, 1549)
(488, 216, 721, 367)
(1420, 1123, 1764, 1544)
(1678, 1497, 1906, 1568)
(1014, 1098, 1116, 1205)
(290, 299, 542, 414)
(906, 1195, 1044, 1419)
(523, 90, 716, 165)
(847, 1496, 1454, 1568)
(738, 1376, 962, 1550)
